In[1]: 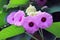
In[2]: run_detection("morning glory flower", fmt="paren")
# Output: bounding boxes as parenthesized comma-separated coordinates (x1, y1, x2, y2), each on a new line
(22, 16, 39, 34)
(14, 10, 25, 26)
(7, 12, 16, 24)
(7, 10, 25, 26)
(36, 12, 53, 29)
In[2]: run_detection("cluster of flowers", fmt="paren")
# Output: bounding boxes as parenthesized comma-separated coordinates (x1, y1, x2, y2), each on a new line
(7, 5, 53, 34)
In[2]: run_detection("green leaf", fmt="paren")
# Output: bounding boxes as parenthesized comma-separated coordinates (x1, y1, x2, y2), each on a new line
(0, 0, 8, 27)
(0, 25, 25, 39)
(0, 11, 8, 27)
(7, 0, 29, 9)
(46, 22, 60, 38)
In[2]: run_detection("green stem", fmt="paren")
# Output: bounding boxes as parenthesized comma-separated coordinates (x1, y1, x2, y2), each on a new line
(25, 32, 38, 40)
(39, 29, 44, 40)
(54, 37, 56, 40)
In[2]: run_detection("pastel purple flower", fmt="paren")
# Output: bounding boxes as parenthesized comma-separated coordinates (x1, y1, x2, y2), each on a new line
(35, 0, 47, 6)
(36, 12, 53, 29)
(22, 16, 39, 34)
(7, 12, 16, 24)
(14, 10, 25, 26)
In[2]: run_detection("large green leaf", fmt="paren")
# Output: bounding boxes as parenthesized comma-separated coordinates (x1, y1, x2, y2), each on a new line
(7, 0, 29, 9)
(0, 25, 25, 40)
(46, 22, 60, 38)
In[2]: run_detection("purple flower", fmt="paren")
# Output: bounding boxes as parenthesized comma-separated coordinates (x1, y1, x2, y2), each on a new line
(7, 12, 16, 24)
(14, 10, 25, 26)
(36, 12, 53, 29)
(22, 16, 39, 34)
(7, 10, 25, 26)
(35, 0, 47, 6)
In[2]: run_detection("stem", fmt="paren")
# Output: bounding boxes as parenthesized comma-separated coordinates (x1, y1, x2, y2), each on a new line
(54, 37, 56, 40)
(39, 29, 44, 40)
(25, 32, 38, 40)
(41, 6, 48, 10)
(39, 30, 42, 38)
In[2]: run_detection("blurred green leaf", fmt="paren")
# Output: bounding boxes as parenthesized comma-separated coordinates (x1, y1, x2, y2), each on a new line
(0, 25, 25, 39)
(0, 11, 8, 27)
(0, 0, 7, 8)
(0, 0, 8, 27)
(46, 22, 60, 38)
(7, 0, 29, 9)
